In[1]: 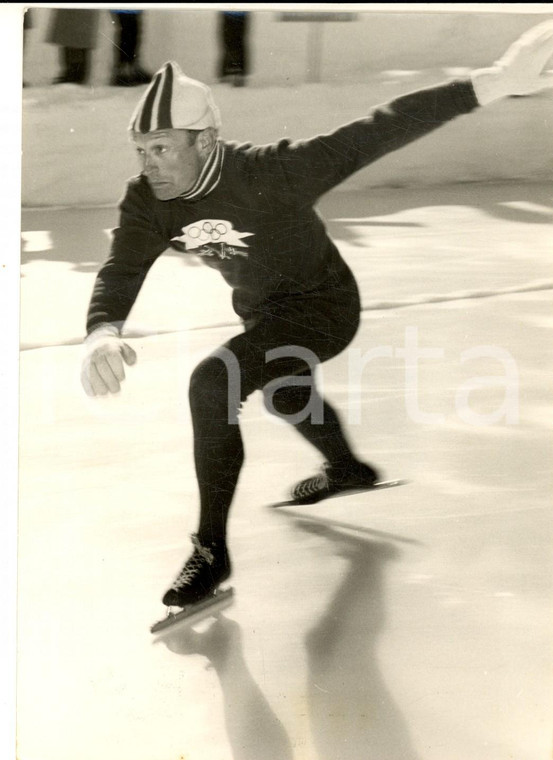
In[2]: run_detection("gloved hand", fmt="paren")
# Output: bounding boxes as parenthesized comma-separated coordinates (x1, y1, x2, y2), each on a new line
(81, 323, 137, 396)
(471, 20, 553, 105)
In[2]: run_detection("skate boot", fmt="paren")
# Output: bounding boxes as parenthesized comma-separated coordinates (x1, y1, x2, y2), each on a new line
(291, 460, 380, 505)
(162, 534, 231, 608)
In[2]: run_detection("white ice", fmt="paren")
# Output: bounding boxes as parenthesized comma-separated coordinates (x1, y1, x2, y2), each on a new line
(17, 184, 553, 760)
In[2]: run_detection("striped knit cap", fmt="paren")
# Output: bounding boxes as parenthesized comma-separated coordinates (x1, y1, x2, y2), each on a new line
(129, 62, 221, 134)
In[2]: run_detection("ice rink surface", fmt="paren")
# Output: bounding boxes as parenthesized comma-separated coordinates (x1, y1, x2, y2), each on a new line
(18, 183, 553, 759)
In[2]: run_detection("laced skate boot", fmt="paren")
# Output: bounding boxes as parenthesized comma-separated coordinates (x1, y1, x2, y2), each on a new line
(291, 460, 380, 505)
(162, 534, 231, 608)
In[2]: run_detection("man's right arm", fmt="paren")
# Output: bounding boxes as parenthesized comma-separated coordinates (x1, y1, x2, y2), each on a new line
(86, 179, 167, 335)
(82, 179, 167, 396)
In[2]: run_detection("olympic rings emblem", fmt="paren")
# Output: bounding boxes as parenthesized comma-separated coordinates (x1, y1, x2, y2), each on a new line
(171, 219, 254, 252)
(187, 221, 229, 243)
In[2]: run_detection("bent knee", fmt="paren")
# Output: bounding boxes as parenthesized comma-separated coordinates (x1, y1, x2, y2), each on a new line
(263, 381, 314, 418)
(189, 353, 241, 410)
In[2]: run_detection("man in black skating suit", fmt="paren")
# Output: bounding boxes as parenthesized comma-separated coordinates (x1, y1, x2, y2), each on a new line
(80, 22, 553, 609)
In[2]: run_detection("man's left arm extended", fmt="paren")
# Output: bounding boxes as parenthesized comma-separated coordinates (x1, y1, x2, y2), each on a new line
(265, 21, 553, 203)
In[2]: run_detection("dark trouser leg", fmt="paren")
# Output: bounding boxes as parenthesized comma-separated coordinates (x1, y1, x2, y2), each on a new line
(58, 47, 88, 83)
(110, 12, 149, 85)
(118, 13, 139, 63)
(219, 13, 249, 77)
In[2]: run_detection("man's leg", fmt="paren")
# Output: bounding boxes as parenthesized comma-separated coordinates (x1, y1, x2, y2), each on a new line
(189, 290, 372, 533)
(267, 378, 357, 464)
(188, 348, 245, 548)
(119, 13, 138, 63)
(269, 381, 379, 503)
(163, 323, 356, 606)
(247, 285, 379, 503)
(110, 12, 151, 86)
(163, 277, 376, 604)
(188, 282, 373, 537)
(162, 346, 241, 606)
(54, 47, 88, 84)
(188, 352, 362, 548)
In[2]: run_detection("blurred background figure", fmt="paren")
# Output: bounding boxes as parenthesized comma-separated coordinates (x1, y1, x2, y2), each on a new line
(46, 8, 100, 85)
(23, 8, 33, 87)
(109, 9, 152, 87)
(219, 10, 250, 87)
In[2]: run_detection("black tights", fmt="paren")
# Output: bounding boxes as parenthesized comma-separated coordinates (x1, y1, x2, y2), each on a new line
(188, 284, 362, 546)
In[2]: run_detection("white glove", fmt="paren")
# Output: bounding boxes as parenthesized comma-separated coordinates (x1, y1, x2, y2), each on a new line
(471, 20, 553, 105)
(81, 324, 137, 397)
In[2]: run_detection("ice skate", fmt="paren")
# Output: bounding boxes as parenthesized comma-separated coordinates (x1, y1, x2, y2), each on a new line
(151, 586, 235, 635)
(272, 460, 407, 507)
(289, 460, 380, 505)
(151, 535, 233, 634)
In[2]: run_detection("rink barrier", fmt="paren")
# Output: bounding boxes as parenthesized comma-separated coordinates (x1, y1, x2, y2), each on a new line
(359, 279, 553, 312)
(18, 279, 553, 351)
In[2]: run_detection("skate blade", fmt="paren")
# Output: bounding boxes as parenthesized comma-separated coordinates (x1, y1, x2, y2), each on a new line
(150, 587, 235, 635)
(271, 479, 409, 508)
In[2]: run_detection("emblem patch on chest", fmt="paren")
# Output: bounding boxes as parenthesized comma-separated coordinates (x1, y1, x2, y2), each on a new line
(171, 219, 253, 260)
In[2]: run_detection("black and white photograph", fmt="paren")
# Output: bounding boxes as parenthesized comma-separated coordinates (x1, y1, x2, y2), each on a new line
(5, 3, 553, 759)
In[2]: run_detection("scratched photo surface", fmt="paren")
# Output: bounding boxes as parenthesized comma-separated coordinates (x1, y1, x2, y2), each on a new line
(13, 5, 553, 760)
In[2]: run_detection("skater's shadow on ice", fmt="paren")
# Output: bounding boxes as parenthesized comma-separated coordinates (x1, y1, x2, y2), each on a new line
(155, 518, 422, 760)
(157, 615, 294, 760)
(293, 518, 422, 760)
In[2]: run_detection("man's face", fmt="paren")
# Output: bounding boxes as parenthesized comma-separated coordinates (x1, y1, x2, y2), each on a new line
(133, 129, 204, 200)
